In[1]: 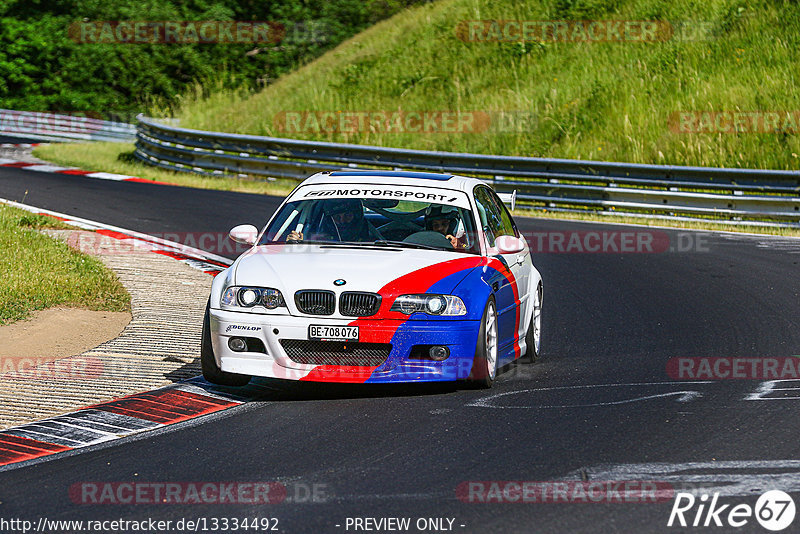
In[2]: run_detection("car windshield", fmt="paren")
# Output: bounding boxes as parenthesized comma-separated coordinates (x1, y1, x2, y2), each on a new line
(260, 194, 480, 254)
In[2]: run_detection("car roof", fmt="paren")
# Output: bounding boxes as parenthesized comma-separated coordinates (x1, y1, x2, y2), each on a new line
(300, 170, 485, 193)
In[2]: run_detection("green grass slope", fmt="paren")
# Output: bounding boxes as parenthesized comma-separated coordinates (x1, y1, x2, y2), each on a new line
(175, 0, 800, 170)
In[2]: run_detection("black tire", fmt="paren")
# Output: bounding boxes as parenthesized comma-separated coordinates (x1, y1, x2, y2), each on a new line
(467, 297, 498, 389)
(523, 283, 542, 363)
(201, 302, 251, 387)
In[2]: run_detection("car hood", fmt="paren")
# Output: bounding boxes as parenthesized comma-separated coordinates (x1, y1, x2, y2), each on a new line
(232, 244, 476, 296)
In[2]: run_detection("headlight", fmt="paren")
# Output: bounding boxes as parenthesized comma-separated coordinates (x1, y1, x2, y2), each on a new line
(221, 286, 286, 309)
(390, 294, 467, 316)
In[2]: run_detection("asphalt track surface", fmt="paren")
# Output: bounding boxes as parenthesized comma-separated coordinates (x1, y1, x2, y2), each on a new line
(2, 166, 800, 533)
(0, 134, 44, 144)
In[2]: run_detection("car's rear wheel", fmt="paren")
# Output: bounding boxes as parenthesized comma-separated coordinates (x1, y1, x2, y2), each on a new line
(201, 302, 251, 387)
(523, 283, 542, 363)
(468, 298, 498, 389)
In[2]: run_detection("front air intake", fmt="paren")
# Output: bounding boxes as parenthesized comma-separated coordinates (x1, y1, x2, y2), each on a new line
(280, 339, 391, 366)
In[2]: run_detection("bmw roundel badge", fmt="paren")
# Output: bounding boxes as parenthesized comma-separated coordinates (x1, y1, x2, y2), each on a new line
(334, 279, 346, 286)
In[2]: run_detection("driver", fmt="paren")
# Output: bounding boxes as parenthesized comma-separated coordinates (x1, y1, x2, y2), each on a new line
(287, 198, 381, 242)
(425, 205, 466, 249)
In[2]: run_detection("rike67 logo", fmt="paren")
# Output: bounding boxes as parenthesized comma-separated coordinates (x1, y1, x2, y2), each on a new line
(668, 490, 796, 531)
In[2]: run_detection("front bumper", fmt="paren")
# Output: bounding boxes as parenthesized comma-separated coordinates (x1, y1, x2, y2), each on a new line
(209, 308, 481, 383)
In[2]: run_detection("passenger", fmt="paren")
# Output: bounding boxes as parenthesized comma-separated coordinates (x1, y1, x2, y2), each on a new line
(425, 205, 466, 249)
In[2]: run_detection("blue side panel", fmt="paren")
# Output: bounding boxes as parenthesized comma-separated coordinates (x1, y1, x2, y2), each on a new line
(365, 322, 480, 382)
(362, 262, 520, 383)
(449, 264, 515, 341)
(449, 262, 518, 367)
(366, 267, 483, 383)
(427, 267, 486, 316)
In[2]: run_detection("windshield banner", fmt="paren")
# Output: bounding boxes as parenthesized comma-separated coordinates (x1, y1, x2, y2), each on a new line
(295, 184, 471, 209)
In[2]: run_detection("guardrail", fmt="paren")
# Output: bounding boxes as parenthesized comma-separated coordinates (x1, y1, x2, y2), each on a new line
(134, 115, 800, 226)
(0, 109, 136, 143)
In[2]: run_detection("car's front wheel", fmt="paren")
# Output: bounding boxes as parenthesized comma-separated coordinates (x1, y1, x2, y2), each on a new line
(468, 297, 498, 389)
(201, 302, 251, 387)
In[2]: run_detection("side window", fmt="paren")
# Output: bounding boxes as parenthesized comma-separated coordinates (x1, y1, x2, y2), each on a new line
(473, 186, 504, 247)
(488, 190, 519, 238)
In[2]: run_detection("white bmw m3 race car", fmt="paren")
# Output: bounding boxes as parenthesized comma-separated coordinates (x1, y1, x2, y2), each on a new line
(202, 170, 542, 388)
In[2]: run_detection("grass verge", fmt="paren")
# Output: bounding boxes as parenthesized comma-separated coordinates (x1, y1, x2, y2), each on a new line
(0, 205, 131, 325)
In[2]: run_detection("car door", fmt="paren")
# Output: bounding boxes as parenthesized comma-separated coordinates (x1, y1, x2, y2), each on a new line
(473, 186, 528, 359)
(487, 188, 531, 346)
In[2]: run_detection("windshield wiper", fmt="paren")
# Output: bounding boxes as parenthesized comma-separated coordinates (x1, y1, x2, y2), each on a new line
(371, 240, 443, 251)
(265, 239, 445, 250)
(264, 239, 331, 245)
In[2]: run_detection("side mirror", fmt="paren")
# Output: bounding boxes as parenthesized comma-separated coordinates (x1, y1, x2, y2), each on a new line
(228, 224, 259, 246)
(495, 235, 524, 254)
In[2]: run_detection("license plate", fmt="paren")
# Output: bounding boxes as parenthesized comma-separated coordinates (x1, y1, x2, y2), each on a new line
(309, 325, 359, 342)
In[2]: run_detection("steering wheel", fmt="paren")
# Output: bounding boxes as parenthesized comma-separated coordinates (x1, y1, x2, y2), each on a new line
(403, 231, 455, 249)
(373, 206, 426, 236)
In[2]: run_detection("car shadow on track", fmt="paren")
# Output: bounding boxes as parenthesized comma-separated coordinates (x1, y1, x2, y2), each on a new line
(169, 358, 535, 403)
(202, 377, 462, 402)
